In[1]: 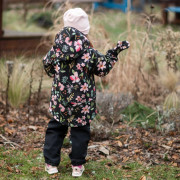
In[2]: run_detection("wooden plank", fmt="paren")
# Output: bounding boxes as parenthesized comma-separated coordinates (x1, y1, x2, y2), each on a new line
(51, 0, 104, 2)
(0, 35, 50, 56)
(5, 0, 104, 3)
(5, 0, 48, 4)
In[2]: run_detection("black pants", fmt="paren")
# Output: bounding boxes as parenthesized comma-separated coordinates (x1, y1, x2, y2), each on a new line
(43, 118, 90, 166)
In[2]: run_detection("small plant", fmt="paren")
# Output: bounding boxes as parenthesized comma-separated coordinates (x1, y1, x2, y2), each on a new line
(0, 60, 35, 109)
(8, 62, 32, 108)
(156, 106, 176, 132)
(121, 101, 158, 128)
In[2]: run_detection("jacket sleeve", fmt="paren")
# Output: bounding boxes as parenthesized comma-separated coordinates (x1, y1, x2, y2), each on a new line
(89, 41, 130, 77)
(42, 46, 57, 77)
(89, 47, 121, 77)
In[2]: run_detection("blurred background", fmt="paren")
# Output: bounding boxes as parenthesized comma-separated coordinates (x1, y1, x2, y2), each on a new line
(0, 0, 180, 179)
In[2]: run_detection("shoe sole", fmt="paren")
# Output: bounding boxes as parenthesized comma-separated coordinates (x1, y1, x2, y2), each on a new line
(45, 167, 58, 174)
(72, 167, 85, 177)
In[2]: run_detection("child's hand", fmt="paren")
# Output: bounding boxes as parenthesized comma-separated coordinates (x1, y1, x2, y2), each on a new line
(115, 41, 130, 52)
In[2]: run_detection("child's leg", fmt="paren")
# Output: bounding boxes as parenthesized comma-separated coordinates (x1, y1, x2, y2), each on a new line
(43, 118, 68, 166)
(69, 124, 90, 166)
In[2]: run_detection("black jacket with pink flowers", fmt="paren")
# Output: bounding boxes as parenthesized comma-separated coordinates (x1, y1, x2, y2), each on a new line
(43, 27, 128, 127)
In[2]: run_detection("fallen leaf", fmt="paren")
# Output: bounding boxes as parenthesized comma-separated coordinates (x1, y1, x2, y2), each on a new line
(161, 144, 171, 150)
(99, 146, 109, 155)
(4, 127, 15, 135)
(172, 154, 179, 160)
(172, 163, 178, 167)
(7, 166, 13, 172)
(124, 175, 132, 178)
(28, 126, 38, 131)
(107, 155, 118, 162)
(122, 157, 129, 163)
(8, 119, 14, 124)
(117, 140, 123, 147)
(15, 168, 20, 173)
(134, 149, 141, 153)
(140, 175, 146, 180)
(88, 145, 99, 149)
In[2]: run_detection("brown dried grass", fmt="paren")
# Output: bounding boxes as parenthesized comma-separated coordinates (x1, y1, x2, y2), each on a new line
(42, 2, 180, 109)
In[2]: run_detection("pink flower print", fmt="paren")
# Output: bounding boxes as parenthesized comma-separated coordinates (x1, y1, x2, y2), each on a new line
(43, 55, 47, 60)
(71, 102, 78, 107)
(76, 96, 82, 102)
(55, 65, 60, 73)
(56, 52, 60, 57)
(82, 116, 86, 120)
(82, 53, 90, 62)
(54, 115, 58, 121)
(89, 120, 92, 123)
(81, 63, 85, 67)
(58, 82, 64, 91)
(56, 48, 61, 52)
(59, 104, 65, 112)
(93, 87, 95, 91)
(54, 101, 57, 105)
(81, 94, 85, 98)
(65, 37, 72, 46)
(77, 118, 82, 123)
(59, 34, 62, 41)
(111, 61, 116, 67)
(97, 61, 106, 71)
(74, 40, 82, 52)
(81, 105, 90, 114)
(80, 83, 88, 93)
(52, 95, 57, 101)
(82, 121, 87, 126)
(70, 72, 80, 83)
(76, 63, 82, 71)
(89, 98, 92, 101)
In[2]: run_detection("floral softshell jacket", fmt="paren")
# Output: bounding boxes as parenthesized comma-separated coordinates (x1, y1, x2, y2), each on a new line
(43, 27, 127, 127)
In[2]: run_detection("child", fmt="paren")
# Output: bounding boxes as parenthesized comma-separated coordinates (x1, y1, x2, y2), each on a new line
(43, 8, 130, 177)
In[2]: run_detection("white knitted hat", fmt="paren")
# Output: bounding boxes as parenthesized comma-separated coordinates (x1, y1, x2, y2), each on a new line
(63, 8, 90, 35)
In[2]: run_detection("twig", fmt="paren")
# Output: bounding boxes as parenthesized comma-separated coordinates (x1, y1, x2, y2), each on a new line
(36, 66, 44, 106)
(0, 134, 20, 148)
(35, 66, 44, 120)
(27, 60, 35, 123)
(5, 61, 14, 120)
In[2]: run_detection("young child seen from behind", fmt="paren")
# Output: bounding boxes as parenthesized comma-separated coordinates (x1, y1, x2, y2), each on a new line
(43, 8, 130, 177)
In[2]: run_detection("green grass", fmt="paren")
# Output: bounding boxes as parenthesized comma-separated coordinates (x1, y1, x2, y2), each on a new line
(121, 101, 158, 128)
(3, 10, 48, 33)
(0, 146, 179, 180)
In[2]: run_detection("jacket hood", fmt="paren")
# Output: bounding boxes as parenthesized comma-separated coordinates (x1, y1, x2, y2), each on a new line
(54, 27, 90, 61)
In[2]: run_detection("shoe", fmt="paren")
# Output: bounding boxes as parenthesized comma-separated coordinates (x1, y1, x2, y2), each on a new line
(45, 163, 58, 174)
(72, 165, 85, 177)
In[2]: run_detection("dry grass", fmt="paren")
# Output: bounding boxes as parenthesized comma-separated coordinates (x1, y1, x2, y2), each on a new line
(36, 2, 180, 110)
(0, 58, 45, 108)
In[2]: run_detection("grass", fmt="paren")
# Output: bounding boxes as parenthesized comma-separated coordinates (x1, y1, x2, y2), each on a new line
(121, 101, 158, 128)
(0, 146, 179, 180)
(3, 9, 48, 33)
